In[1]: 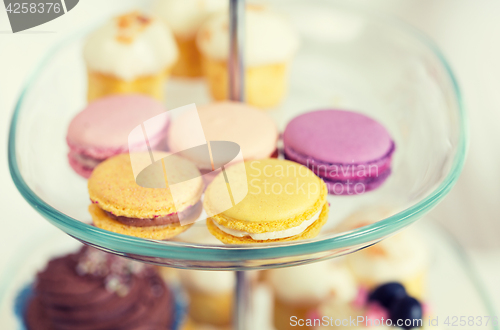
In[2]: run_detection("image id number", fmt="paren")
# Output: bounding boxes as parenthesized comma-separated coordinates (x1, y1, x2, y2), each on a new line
(6, 2, 62, 14)
(444, 316, 498, 327)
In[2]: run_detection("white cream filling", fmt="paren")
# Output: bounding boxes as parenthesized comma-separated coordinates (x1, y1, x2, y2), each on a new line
(214, 208, 322, 240)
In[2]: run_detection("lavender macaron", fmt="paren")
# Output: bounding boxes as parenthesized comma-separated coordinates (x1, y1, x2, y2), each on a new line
(66, 95, 169, 178)
(283, 109, 395, 195)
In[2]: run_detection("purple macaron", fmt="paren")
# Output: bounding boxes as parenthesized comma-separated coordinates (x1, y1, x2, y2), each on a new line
(66, 95, 169, 178)
(283, 109, 395, 195)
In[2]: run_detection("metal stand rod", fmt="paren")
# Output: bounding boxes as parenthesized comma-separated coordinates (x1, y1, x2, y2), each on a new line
(229, 0, 245, 102)
(234, 271, 251, 330)
(229, 1, 248, 329)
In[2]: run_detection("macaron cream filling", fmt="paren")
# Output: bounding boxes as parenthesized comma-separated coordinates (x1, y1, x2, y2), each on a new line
(103, 201, 203, 227)
(68, 151, 103, 169)
(213, 208, 322, 240)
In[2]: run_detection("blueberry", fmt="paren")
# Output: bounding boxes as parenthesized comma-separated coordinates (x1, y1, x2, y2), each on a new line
(389, 296, 423, 329)
(369, 282, 407, 308)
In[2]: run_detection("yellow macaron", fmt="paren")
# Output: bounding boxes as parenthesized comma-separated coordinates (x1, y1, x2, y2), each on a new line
(204, 159, 329, 244)
(88, 152, 204, 240)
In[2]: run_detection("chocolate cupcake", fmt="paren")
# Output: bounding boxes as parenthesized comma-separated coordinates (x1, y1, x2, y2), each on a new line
(24, 246, 175, 330)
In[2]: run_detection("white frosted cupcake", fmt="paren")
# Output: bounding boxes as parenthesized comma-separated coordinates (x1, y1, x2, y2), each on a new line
(268, 261, 357, 330)
(84, 11, 178, 101)
(154, 0, 228, 78)
(178, 269, 235, 326)
(197, 5, 299, 108)
(346, 228, 429, 300)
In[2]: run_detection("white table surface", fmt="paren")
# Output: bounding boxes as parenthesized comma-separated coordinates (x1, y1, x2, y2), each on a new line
(0, 0, 499, 320)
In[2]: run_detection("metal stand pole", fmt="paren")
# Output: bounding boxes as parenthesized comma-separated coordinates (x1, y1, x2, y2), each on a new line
(234, 271, 251, 330)
(229, 1, 249, 330)
(229, 0, 245, 102)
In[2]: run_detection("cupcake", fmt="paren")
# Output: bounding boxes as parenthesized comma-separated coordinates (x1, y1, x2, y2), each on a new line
(178, 270, 234, 326)
(268, 261, 357, 330)
(84, 11, 178, 101)
(197, 6, 299, 108)
(154, 0, 228, 78)
(346, 228, 429, 300)
(24, 246, 175, 330)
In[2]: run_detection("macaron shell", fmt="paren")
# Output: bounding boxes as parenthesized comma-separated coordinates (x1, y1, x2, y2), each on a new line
(204, 159, 322, 223)
(208, 181, 327, 233)
(323, 167, 391, 195)
(67, 95, 169, 159)
(168, 102, 278, 167)
(89, 204, 192, 240)
(283, 110, 394, 164)
(206, 202, 329, 244)
(88, 152, 203, 218)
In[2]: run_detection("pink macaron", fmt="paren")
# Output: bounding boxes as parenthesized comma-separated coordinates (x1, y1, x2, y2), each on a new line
(66, 95, 169, 178)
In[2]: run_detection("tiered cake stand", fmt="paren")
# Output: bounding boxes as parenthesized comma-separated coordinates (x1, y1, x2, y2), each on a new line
(8, 1, 467, 329)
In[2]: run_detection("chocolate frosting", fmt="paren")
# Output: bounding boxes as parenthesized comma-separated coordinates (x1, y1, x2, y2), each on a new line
(105, 201, 203, 227)
(25, 247, 173, 330)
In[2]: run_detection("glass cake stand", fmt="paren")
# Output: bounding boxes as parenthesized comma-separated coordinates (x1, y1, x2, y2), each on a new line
(8, 0, 467, 328)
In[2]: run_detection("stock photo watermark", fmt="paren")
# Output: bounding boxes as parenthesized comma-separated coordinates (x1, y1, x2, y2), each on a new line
(248, 160, 383, 197)
(290, 315, 499, 328)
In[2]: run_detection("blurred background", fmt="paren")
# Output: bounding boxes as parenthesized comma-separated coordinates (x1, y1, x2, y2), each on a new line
(1, 0, 499, 325)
